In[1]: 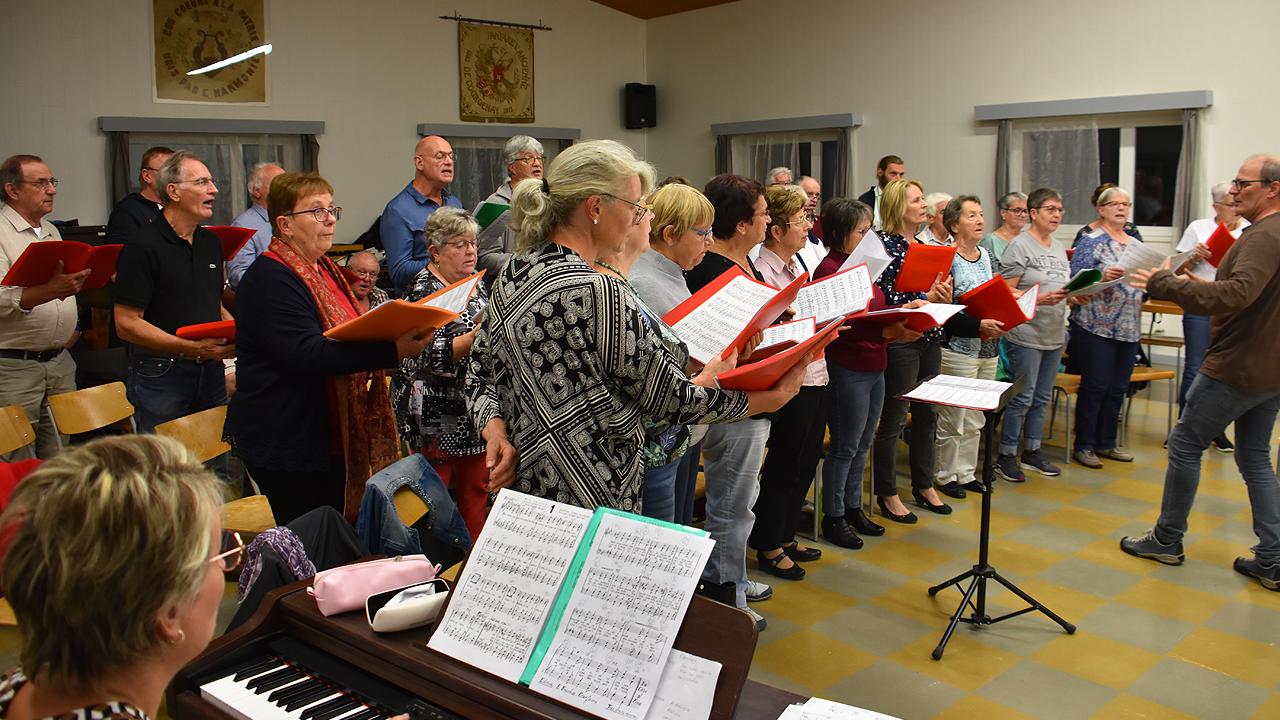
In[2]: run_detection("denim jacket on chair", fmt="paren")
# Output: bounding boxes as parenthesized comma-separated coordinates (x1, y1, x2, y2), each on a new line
(356, 455, 472, 557)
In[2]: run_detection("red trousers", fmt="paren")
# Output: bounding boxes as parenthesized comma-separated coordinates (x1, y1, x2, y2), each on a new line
(423, 445, 489, 540)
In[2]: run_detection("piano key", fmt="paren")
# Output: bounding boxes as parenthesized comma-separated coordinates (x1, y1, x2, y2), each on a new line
(279, 684, 334, 711)
(254, 667, 306, 693)
(301, 695, 358, 720)
(233, 656, 285, 681)
(270, 677, 323, 703)
(311, 697, 362, 720)
(338, 709, 382, 720)
(246, 665, 299, 691)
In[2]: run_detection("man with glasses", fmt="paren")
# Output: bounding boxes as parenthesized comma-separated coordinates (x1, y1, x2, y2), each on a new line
(476, 135, 545, 281)
(226, 162, 286, 289)
(381, 135, 463, 291)
(1123, 154, 1280, 591)
(346, 250, 389, 314)
(105, 146, 174, 245)
(0, 155, 88, 459)
(114, 150, 234, 433)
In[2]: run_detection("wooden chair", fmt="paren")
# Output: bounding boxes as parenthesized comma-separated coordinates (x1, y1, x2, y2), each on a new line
(155, 405, 231, 463)
(47, 382, 134, 437)
(1047, 373, 1082, 463)
(0, 405, 35, 456)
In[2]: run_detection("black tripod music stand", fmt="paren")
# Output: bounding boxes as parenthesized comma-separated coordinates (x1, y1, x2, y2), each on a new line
(910, 375, 1076, 660)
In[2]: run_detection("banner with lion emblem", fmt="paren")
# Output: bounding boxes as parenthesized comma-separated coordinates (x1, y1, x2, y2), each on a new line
(153, 0, 268, 103)
(458, 22, 534, 123)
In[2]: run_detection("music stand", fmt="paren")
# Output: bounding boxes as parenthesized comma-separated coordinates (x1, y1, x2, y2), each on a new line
(905, 375, 1076, 660)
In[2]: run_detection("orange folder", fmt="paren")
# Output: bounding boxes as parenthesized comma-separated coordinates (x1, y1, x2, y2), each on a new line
(176, 319, 236, 341)
(1204, 223, 1236, 267)
(0, 240, 122, 290)
(959, 275, 1038, 331)
(663, 267, 806, 361)
(205, 225, 257, 262)
(324, 300, 459, 343)
(717, 318, 842, 391)
(894, 244, 956, 293)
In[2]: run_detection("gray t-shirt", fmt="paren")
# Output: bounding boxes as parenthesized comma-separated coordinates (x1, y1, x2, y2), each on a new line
(999, 231, 1070, 350)
(630, 248, 691, 319)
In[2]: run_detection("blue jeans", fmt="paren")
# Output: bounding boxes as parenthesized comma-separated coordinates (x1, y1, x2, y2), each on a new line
(700, 418, 769, 609)
(1179, 313, 1210, 411)
(999, 341, 1064, 456)
(1157, 374, 1280, 564)
(823, 366, 884, 517)
(672, 444, 700, 526)
(1068, 325, 1137, 452)
(127, 353, 228, 433)
(641, 457, 680, 523)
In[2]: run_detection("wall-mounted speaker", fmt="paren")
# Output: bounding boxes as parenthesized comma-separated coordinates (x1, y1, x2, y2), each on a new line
(624, 83, 657, 129)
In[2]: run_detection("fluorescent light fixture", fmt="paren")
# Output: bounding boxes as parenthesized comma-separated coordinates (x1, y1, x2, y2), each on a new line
(187, 43, 273, 76)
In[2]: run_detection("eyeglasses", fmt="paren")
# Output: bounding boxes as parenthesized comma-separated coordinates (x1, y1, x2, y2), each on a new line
(1231, 178, 1272, 190)
(1002, 207, 1029, 215)
(417, 152, 456, 162)
(444, 238, 478, 250)
(601, 193, 653, 225)
(1101, 201, 1132, 208)
(20, 178, 59, 190)
(513, 155, 546, 165)
(210, 532, 245, 573)
(348, 269, 379, 279)
(1032, 205, 1064, 214)
(784, 216, 813, 228)
(283, 206, 342, 222)
(173, 177, 216, 188)
(689, 226, 713, 239)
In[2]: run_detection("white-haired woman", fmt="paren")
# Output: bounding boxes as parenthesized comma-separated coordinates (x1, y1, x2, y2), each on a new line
(394, 207, 489, 538)
(465, 140, 807, 512)
(475, 135, 546, 278)
(919, 191, 953, 245)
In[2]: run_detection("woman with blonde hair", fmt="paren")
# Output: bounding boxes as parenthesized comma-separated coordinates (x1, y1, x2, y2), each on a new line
(466, 141, 807, 513)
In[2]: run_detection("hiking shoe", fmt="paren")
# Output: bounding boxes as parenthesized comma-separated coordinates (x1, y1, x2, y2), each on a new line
(745, 580, 773, 602)
(1073, 449, 1104, 469)
(1233, 556, 1280, 591)
(995, 453, 1025, 483)
(1021, 449, 1062, 476)
(1213, 435, 1236, 453)
(1120, 529, 1185, 566)
(1097, 448, 1134, 462)
(745, 606, 767, 630)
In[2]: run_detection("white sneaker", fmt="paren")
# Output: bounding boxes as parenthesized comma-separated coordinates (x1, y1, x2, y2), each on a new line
(745, 580, 773, 602)
(745, 606, 767, 631)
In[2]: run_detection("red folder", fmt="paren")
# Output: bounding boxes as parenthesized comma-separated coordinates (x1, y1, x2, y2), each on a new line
(717, 318, 843, 391)
(176, 319, 236, 341)
(323, 300, 459, 342)
(0, 241, 122, 290)
(1205, 223, 1236, 267)
(663, 267, 806, 360)
(959, 275, 1037, 331)
(894, 244, 956, 293)
(205, 225, 257, 262)
(852, 303, 966, 333)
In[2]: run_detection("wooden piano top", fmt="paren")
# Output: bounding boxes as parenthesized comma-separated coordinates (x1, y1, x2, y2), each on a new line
(169, 579, 805, 720)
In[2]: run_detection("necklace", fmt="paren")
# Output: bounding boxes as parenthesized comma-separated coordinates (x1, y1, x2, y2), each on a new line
(593, 259, 625, 278)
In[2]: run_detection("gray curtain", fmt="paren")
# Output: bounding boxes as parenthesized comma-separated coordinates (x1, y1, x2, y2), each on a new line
(1171, 108, 1199, 239)
(995, 119, 1012, 202)
(714, 135, 731, 176)
(108, 131, 131, 204)
(833, 126, 852, 199)
(301, 134, 320, 172)
(1021, 125, 1100, 226)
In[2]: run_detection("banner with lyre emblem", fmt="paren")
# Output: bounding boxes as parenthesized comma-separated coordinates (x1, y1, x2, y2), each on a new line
(153, 0, 268, 103)
(458, 21, 535, 123)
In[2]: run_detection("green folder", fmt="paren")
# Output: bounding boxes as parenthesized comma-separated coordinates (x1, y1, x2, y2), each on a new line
(1063, 268, 1102, 292)
(474, 201, 510, 231)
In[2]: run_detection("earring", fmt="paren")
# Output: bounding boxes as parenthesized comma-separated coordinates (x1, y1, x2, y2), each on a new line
(593, 217, 599, 225)
(178, 629, 186, 643)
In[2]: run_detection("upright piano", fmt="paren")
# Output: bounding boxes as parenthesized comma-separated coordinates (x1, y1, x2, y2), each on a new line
(168, 579, 804, 720)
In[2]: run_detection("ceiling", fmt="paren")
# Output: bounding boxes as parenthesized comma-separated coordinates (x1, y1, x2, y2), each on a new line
(589, 0, 740, 20)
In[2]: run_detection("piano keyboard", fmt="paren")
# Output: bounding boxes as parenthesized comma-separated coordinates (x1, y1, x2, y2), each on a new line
(197, 636, 460, 720)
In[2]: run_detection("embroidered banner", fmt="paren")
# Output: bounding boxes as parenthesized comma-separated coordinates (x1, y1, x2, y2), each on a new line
(458, 21, 534, 123)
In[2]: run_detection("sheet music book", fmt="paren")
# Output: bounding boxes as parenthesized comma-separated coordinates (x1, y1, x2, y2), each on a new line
(1116, 241, 1170, 274)
(893, 243, 956, 293)
(429, 489, 714, 720)
(715, 318, 842, 392)
(778, 697, 901, 719)
(176, 319, 235, 341)
(1067, 277, 1123, 299)
(204, 225, 256, 262)
(836, 229, 892, 282)
(851, 302, 966, 333)
(322, 300, 458, 342)
(958, 276, 1037, 331)
(751, 316, 816, 360)
(0, 240, 122, 290)
(792, 265, 874, 324)
(1063, 268, 1102, 293)
(900, 374, 1012, 411)
(416, 269, 485, 314)
(1204, 222, 1236, 267)
(474, 202, 510, 231)
(663, 267, 806, 364)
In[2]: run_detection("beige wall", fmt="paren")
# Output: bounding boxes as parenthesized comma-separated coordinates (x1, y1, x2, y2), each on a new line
(645, 0, 1280, 224)
(0, 0, 647, 234)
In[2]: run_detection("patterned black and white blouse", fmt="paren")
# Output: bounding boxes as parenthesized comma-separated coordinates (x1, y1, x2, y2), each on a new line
(466, 243, 751, 512)
(0, 667, 150, 719)
(392, 266, 489, 457)
(875, 231, 945, 344)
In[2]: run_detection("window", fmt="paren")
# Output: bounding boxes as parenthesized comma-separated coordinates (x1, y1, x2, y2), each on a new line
(729, 129, 839, 205)
(446, 136, 563, 212)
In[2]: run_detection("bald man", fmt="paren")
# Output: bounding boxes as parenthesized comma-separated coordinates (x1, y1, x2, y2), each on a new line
(381, 135, 464, 289)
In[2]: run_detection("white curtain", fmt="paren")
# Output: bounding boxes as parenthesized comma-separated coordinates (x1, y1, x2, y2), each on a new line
(448, 136, 562, 212)
(730, 132, 803, 185)
(1017, 119, 1100, 227)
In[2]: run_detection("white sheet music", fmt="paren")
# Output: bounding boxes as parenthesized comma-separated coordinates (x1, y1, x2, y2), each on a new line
(793, 266, 873, 323)
(419, 272, 483, 314)
(778, 697, 901, 719)
(859, 302, 966, 326)
(837, 229, 891, 281)
(670, 275, 781, 363)
(757, 317, 816, 352)
(1117, 241, 1169, 274)
(427, 490, 593, 682)
(901, 374, 1012, 411)
(1015, 284, 1038, 318)
(642, 649, 720, 720)
(529, 513, 714, 720)
(1066, 277, 1123, 299)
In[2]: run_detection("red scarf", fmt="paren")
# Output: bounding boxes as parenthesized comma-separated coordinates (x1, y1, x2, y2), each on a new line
(266, 238, 400, 521)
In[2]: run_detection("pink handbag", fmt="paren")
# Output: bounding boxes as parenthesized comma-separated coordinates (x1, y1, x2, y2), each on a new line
(307, 555, 441, 616)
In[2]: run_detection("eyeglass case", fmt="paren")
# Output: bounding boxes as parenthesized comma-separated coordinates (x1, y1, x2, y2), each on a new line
(365, 579, 450, 633)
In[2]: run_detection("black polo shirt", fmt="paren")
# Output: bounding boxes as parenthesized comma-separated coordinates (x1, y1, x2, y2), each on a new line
(105, 192, 163, 245)
(113, 213, 224, 338)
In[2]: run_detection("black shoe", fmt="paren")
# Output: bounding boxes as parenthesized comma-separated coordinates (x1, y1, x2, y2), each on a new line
(938, 482, 966, 499)
(821, 515, 864, 549)
(1213, 435, 1235, 453)
(783, 541, 822, 562)
(961, 480, 985, 493)
(912, 489, 953, 515)
(757, 549, 805, 580)
(846, 508, 885, 536)
(876, 496, 918, 524)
